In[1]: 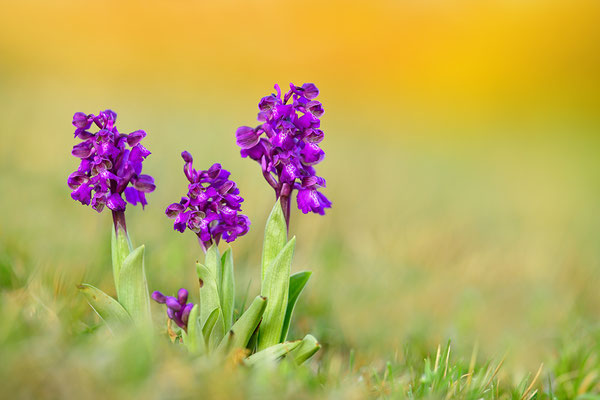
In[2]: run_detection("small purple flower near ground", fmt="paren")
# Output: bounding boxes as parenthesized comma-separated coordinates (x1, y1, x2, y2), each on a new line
(236, 83, 331, 225)
(67, 110, 155, 218)
(165, 151, 250, 251)
(152, 288, 194, 331)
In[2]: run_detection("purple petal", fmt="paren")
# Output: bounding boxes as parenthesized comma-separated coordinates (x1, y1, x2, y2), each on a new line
(174, 211, 190, 233)
(72, 112, 91, 129)
(301, 83, 319, 99)
(127, 130, 146, 147)
(177, 288, 188, 305)
(236, 126, 261, 149)
(71, 141, 94, 158)
(300, 143, 325, 166)
(166, 296, 182, 311)
(71, 184, 92, 205)
(151, 291, 167, 304)
(165, 202, 185, 218)
(106, 193, 127, 211)
(133, 174, 156, 192)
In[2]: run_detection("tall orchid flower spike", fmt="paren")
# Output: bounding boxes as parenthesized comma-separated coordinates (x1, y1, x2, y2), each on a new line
(69, 110, 154, 331)
(236, 83, 331, 228)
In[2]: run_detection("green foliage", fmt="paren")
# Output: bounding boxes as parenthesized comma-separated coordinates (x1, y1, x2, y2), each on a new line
(221, 295, 267, 351)
(183, 304, 204, 354)
(111, 224, 132, 291)
(220, 248, 235, 332)
(258, 236, 296, 350)
(78, 284, 132, 334)
(261, 201, 287, 285)
(280, 271, 311, 342)
(116, 245, 151, 327)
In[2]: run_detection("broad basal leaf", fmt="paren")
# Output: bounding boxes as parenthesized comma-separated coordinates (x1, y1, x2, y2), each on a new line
(183, 304, 204, 355)
(117, 245, 151, 326)
(258, 237, 296, 350)
(280, 271, 312, 342)
(78, 283, 131, 334)
(111, 224, 132, 290)
(261, 201, 287, 285)
(220, 248, 235, 332)
(219, 295, 267, 351)
(245, 340, 302, 366)
(197, 262, 225, 351)
(290, 334, 320, 365)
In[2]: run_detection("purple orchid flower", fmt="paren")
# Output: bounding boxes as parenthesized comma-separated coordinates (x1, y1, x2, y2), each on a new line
(235, 83, 331, 227)
(68, 109, 155, 232)
(152, 288, 194, 332)
(165, 151, 250, 251)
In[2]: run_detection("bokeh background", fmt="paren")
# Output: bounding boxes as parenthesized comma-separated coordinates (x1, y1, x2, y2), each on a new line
(1, 0, 600, 394)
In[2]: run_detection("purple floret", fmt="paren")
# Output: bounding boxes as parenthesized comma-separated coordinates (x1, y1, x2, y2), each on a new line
(152, 288, 194, 331)
(67, 110, 155, 214)
(165, 151, 250, 250)
(235, 83, 331, 224)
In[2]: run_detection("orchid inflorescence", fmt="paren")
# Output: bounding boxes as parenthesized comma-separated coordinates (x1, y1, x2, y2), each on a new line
(236, 83, 331, 226)
(165, 151, 250, 251)
(71, 83, 328, 367)
(68, 110, 155, 215)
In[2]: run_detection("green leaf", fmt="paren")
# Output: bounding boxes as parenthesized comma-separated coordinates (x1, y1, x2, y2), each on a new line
(216, 330, 235, 354)
(204, 244, 221, 293)
(280, 271, 312, 342)
(197, 262, 224, 351)
(219, 295, 267, 351)
(290, 334, 320, 365)
(245, 340, 302, 366)
(261, 201, 287, 285)
(202, 307, 220, 344)
(182, 304, 204, 355)
(258, 237, 296, 351)
(220, 248, 235, 332)
(117, 245, 151, 326)
(111, 224, 132, 290)
(78, 283, 132, 334)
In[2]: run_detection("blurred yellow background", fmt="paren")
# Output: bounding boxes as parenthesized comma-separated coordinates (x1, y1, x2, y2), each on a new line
(1, 0, 599, 374)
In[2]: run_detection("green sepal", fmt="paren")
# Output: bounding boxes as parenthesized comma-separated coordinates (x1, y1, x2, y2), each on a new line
(197, 262, 225, 350)
(182, 304, 204, 355)
(111, 224, 132, 291)
(219, 295, 267, 351)
(244, 340, 302, 366)
(261, 201, 287, 285)
(290, 334, 320, 365)
(78, 283, 132, 334)
(117, 245, 151, 326)
(220, 248, 235, 332)
(280, 271, 312, 342)
(258, 237, 296, 350)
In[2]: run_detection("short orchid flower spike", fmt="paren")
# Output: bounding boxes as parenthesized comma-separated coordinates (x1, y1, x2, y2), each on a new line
(165, 151, 250, 252)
